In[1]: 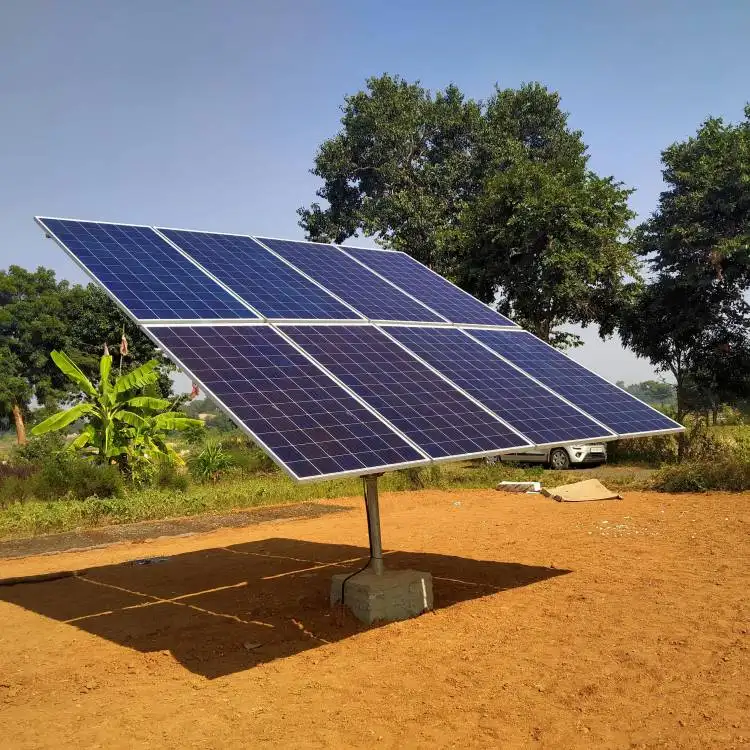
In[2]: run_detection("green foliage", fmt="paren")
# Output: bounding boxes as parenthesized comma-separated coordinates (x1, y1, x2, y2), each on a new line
(620, 107, 750, 424)
(652, 457, 750, 492)
(299, 75, 636, 346)
(189, 441, 234, 482)
(607, 435, 678, 465)
(219, 435, 278, 475)
(33, 456, 123, 501)
(0, 453, 123, 509)
(31, 351, 202, 467)
(12, 433, 66, 465)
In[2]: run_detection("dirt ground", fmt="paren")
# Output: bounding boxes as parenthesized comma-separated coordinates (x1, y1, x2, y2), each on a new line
(0, 489, 747, 749)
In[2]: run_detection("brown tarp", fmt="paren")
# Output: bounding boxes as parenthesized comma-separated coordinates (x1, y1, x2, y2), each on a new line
(541, 478, 622, 503)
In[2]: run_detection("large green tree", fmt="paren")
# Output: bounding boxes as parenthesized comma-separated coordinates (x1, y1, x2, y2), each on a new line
(0, 267, 170, 444)
(620, 107, 750, 430)
(299, 75, 636, 346)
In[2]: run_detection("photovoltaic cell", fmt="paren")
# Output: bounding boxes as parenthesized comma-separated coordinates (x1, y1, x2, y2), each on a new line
(38, 218, 254, 321)
(157, 228, 359, 320)
(256, 238, 443, 323)
(470, 330, 683, 436)
(283, 325, 530, 459)
(148, 325, 425, 480)
(386, 327, 612, 445)
(343, 246, 517, 326)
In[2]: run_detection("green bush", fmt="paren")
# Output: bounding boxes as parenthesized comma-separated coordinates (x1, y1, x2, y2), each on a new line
(13, 433, 66, 466)
(218, 435, 277, 475)
(652, 456, 750, 492)
(33, 456, 123, 501)
(189, 442, 234, 482)
(607, 434, 678, 465)
(0, 476, 37, 508)
(152, 458, 189, 492)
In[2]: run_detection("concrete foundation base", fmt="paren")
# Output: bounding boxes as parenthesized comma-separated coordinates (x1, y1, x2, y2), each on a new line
(331, 568, 433, 624)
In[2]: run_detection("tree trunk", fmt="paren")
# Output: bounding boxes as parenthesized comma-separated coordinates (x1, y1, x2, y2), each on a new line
(675, 382, 686, 463)
(711, 407, 718, 425)
(12, 403, 27, 445)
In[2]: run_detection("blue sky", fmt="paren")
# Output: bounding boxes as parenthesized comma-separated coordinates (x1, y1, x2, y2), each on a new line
(1, 0, 748, 383)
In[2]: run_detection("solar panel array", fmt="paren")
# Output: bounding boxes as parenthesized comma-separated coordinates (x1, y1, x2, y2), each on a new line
(37, 216, 684, 482)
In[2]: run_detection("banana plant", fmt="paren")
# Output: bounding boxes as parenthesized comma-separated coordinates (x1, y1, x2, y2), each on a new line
(31, 351, 202, 464)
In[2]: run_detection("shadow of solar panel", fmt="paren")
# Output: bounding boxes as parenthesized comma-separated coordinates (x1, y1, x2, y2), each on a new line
(37, 218, 255, 321)
(282, 325, 530, 459)
(147, 326, 426, 480)
(157, 229, 359, 320)
(470, 330, 683, 437)
(343, 246, 517, 327)
(386, 327, 613, 445)
(256, 238, 443, 323)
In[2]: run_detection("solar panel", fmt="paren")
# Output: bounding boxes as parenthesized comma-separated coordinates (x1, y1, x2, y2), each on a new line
(470, 330, 683, 437)
(156, 228, 359, 320)
(256, 238, 443, 323)
(37, 218, 255, 322)
(342, 246, 517, 327)
(386, 327, 613, 445)
(282, 325, 530, 459)
(147, 325, 427, 480)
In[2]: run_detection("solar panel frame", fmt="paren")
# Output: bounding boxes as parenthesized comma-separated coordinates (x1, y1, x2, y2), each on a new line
(154, 226, 366, 322)
(254, 237, 448, 325)
(144, 324, 431, 482)
(382, 325, 617, 447)
(341, 245, 519, 328)
(36, 217, 260, 324)
(467, 329, 685, 439)
(280, 323, 533, 462)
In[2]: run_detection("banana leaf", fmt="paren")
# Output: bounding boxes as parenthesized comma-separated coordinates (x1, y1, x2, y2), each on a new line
(51, 351, 96, 397)
(31, 403, 94, 436)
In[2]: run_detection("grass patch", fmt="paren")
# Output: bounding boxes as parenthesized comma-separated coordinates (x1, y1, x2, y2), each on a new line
(0, 461, 656, 540)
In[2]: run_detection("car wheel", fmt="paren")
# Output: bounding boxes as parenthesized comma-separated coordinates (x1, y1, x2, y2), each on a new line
(549, 448, 571, 470)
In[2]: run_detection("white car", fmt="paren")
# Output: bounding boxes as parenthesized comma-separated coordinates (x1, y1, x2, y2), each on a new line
(499, 443, 607, 470)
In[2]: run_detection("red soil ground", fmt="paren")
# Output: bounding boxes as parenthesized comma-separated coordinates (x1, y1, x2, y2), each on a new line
(0, 488, 747, 749)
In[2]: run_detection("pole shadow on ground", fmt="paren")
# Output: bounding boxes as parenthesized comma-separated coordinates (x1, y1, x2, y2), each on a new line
(0, 538, 569, 679)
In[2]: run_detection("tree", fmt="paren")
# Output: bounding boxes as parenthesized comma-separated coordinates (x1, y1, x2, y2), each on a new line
(620, 107, 750, 444)
(299, 75, 636, 346)
(31, 351, 201, 468)
(0, 267, 76, 444)
(0, 268, 172, 444)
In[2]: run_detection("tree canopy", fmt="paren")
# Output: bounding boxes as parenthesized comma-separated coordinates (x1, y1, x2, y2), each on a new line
(620, 107, 750, 423)
(299, 75, 636, 346)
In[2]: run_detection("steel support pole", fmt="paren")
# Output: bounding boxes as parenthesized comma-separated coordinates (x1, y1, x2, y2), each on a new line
(363, 474, 384, 575)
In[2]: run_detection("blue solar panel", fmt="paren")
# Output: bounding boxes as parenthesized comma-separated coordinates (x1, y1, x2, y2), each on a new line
(283, 325, 530, 459)
(470, 330, 683, 436)
(148, 325, 425, 479)
(256, 238, 443, 323)
(157, 228, 359, 320)
(343, 246, 516, 327)
(386, 327, 612, 445)
(38, 218, 255, 321)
